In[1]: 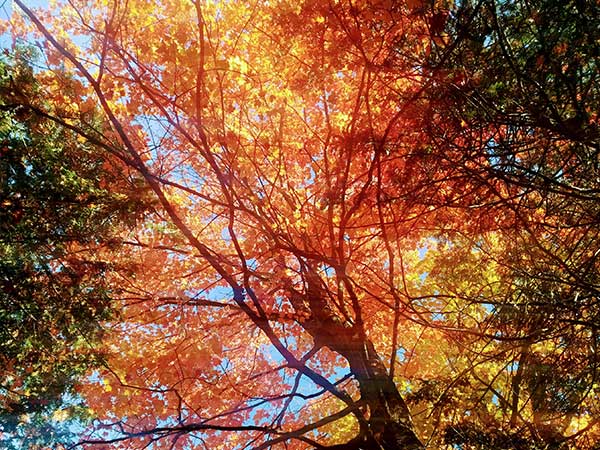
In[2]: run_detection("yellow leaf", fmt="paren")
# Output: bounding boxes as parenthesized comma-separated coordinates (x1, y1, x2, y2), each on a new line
(52, 409, 70, 422)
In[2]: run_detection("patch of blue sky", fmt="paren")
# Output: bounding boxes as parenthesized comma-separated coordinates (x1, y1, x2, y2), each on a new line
(396, 347, 407, 363)
(3, 1, 94, 64)
(482, 302, 495, 313)
(431, 312, 446, 321)
(506, 360, 519, 373)
(242, 369, 344, 432)
(257, 337, 351, 411)
(48, 388, 120, 449)
(133, 114, 177, 167)
(171, 161, 207, 190)
(129, 112, 200, 179)
(220, 226, 231, 241)
(0, 0, 13, 22)
(319, 263, 336, 277)
(205, 284, 234, 301)
(305, 166, 316, 185)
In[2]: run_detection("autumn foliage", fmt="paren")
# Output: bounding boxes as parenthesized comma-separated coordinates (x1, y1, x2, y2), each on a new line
(2, 0, 599, 448)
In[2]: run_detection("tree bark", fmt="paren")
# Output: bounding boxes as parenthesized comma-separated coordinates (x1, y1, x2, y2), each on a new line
(327, 331, 424, 450)
(289, 265, 423, 449)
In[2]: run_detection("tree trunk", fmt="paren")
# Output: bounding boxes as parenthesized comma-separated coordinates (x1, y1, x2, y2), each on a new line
(328, 331, 424, 450)
(291, 266, 423, 449)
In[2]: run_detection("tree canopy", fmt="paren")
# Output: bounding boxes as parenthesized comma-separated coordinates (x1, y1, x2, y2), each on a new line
(2, 0, 599, 448)
(0, 50, 153, 449)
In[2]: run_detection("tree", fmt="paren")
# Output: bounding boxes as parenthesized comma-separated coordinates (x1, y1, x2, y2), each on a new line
(419, 0, 600, 446)
(0, 50, 153, 449)
(4, 0, 600, 448)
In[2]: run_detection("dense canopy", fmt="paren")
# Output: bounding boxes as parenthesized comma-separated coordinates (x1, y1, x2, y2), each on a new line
(1, 0, 599, 448)
(0, 50, 153, 449)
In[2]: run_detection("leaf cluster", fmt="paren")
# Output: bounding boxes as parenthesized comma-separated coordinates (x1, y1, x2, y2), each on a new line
(0, 50, 152, 448)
